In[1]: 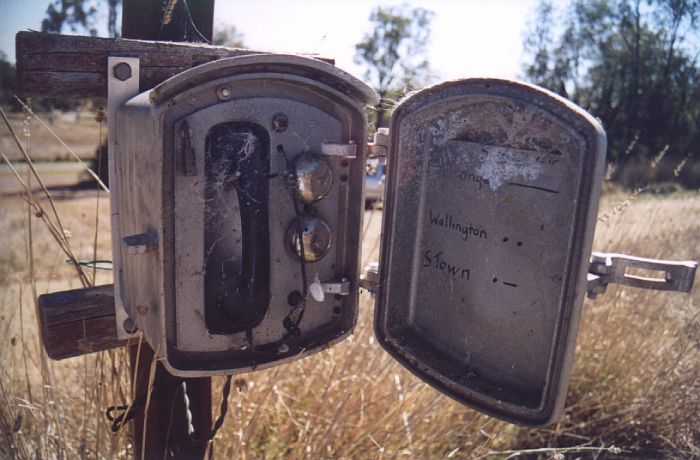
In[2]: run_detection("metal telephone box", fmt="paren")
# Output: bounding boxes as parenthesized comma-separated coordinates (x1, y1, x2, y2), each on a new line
(110, 55, 377, 375)
(108, 54, 694, 426)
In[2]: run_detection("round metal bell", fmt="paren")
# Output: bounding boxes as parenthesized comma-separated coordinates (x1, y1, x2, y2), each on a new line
(293, 153, 333, 202)
(287, 215, 332, 261)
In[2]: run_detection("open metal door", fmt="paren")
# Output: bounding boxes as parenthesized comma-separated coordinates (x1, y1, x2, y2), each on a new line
(374, 79, 606, 425)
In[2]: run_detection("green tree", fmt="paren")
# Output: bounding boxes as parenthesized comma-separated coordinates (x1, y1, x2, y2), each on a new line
(355, 5, 434, 127)
(0, 52, 20, 110)
(42, 0, 98, 35)
(107, 0, 121, 38)
(522, 0, 700, 184)
(37, 0, 122, 112)
(41, 0, 122, 37)
(213, 24, 245, 48)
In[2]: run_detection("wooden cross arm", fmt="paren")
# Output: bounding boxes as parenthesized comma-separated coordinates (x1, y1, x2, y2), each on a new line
(16, 31, 259, 99)
(16, 31, 333, 99)
(37, 284, 126, 360)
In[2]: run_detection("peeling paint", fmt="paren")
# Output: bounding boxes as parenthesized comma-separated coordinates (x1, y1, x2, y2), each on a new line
(476, 147, 544, 190)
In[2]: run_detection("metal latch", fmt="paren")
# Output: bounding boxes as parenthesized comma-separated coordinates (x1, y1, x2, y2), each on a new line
(368, 128, 389, 159)
(587, 252, 697, 298)
(360, 261, 380, 294)
(122, 231, 158, 254)
(321, 142, 357, 158)
(321, 279, 351, 295)
(308, 279, 351, 302)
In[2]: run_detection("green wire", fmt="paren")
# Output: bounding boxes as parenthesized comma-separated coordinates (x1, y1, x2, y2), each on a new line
(65, 259, 113, 270)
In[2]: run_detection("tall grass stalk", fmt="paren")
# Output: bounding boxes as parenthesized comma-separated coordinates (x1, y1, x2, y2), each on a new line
(14, 98, 109, 193)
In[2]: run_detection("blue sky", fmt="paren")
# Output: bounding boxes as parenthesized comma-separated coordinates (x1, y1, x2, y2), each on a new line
(0, 0, 562, 82)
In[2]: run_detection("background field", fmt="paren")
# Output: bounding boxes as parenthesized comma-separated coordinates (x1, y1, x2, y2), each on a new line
(0, 112, 698, 459)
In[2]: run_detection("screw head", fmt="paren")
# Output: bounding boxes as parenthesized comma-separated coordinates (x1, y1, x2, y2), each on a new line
(179, 125, 193, 139)
(113, 62, 132, 81)
(278, 343, 290, 353)
(272, 113, 289, 132)
(123, 317, 137, 334)
(216, 85, 232, 100)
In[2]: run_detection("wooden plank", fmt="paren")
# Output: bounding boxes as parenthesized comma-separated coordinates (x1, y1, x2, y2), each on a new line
(37, 284, 126, 360)
(16, 31, 333, 99)
(16, 31, 256, 99)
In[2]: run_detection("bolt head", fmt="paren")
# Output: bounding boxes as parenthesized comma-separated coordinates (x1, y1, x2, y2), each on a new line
(179, 125, 193, 139)
(216, 85, 232, 100)
(272, 113, 289, 132)
(113, 62, 132, 81)
(123, 317, 137, 334)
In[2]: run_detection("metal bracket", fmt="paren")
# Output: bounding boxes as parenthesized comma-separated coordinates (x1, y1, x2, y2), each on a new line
(359, 261, 380, 294)
(108, 56, 141, 340)
(123, 232, 158, 255)
(367, 128, 389, 160)
(321, 279, 351, 295)
(362, 255, 697, 299)
(587, 252, 697, 299)
(321, 142, 357, 158)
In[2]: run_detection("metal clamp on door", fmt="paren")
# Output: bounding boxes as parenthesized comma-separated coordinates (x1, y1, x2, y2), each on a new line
(360, 261, 380, 294)
(587, 252, 697, 298)
(367, 128, 390, 159)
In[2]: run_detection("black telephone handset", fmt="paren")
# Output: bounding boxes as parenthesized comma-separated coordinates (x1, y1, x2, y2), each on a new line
(204, 122, 271, 334)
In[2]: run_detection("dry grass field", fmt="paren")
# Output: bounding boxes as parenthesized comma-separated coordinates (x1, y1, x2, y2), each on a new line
(0, 110, 699, 459)
(0, 110, 102, 162)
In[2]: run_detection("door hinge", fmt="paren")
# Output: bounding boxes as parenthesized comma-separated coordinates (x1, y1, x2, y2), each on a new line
(321, 142, 357, 158)
(367, 128, 389, 159)
(321, 279, 351, 295)
(587, 252, 697, 299)
(360, 261, 380, 294)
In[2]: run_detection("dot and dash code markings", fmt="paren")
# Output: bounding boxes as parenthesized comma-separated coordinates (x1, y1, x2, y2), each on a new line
(492, 277, 519, 288)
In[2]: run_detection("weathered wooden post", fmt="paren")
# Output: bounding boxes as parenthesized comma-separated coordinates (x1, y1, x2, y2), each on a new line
(119, 2, 214, 459)
(19, 2, 371, 457)
(24, 1, 221, 458)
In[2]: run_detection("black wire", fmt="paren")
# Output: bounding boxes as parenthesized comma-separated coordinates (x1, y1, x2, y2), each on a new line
(106, 375, 233, 443)
(182, 0, 211, 44)
(289, 196, 309, 301)
(277, 146, 310, 330)
(106, 380, 183, 433)
(65, 259, 112, 270)
(200, 375, 233, 442)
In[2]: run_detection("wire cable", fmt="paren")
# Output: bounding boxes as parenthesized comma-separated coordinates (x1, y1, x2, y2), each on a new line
(277, 146, 310, 333)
